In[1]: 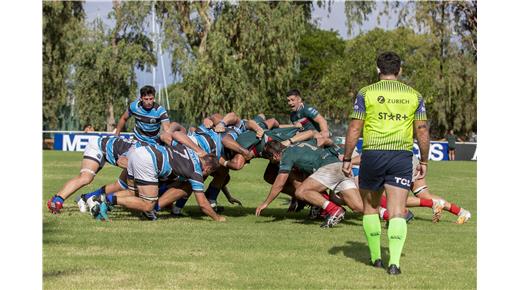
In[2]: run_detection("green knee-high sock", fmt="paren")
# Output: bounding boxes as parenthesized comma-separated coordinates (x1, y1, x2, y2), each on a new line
(363, 214, 381, 263)
(388, 217, 407, 267)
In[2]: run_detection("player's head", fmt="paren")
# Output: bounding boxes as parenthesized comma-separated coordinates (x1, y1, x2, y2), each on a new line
(376, 51, 402, 77)
(139, 85, 156, 109)
(200, 153, 219, 176)
(286, 89, 303, 112)
(263, 140, 285, 163)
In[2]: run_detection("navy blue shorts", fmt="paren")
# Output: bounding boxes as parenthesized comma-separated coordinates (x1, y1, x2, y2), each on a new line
(359, 150, 413, 191)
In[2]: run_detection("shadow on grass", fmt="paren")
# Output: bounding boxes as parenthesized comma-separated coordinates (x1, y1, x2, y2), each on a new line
(43, 269, 80, 279)
(329, 240, 406, 266)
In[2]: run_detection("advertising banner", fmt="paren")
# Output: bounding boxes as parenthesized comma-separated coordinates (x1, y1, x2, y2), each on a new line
(53, 133, 134, 152)
(333, 137, 476, 161)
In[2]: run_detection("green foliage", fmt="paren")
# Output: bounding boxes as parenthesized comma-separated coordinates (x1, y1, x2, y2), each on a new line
(343, 1, 477, 136)
(294, 25, 346, 115)
(42, 1, 84, 130)
(72, 2, 155, 131)
(167, 1, 306, 123)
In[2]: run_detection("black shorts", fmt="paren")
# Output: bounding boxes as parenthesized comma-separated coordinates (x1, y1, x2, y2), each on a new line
(359, 150, 413, 191)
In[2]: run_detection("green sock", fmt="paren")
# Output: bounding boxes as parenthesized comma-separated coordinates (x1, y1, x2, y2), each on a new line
(363, 214, 381, 263)
(388, 217, 407, 267)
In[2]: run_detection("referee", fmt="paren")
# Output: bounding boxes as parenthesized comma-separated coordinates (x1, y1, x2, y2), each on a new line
(341, 52, 430, 275)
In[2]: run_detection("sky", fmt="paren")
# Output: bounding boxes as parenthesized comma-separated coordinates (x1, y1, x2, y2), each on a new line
(83, 0, 396, 93)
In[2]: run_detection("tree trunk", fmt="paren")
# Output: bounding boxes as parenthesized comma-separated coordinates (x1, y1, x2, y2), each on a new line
(107, 104, 115, 132)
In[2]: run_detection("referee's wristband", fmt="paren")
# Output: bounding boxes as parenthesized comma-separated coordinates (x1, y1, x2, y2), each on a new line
(342, 158, 352, 162)
(419, 161, 428, 166)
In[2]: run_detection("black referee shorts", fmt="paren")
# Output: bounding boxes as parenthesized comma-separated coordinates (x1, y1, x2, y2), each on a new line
(359, 150, 413, 191)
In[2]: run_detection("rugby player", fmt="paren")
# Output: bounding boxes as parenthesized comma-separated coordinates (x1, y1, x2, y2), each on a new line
(255, 140, 362, 228)
(47, 136, 142, 214)
(101, 142, 225, 222)
(114, 85, 170, 144)
(285, 89, 333, 147)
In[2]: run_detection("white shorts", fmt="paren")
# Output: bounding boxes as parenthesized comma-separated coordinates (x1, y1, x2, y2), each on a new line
(309, 162, 357, 192)
(127, 146, 158, 185)
(83, 138, 106, 168)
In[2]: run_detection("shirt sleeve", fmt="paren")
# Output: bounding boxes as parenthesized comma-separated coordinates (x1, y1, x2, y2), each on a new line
(349, 92, 366, 120)
(188, 174, 205, 192)
(159, 107, 169, 122)
(303, 105, 319, 119)
(127, 103, 134, 117)
(278, 151, 294, 174)
(415, 95, 428, 120)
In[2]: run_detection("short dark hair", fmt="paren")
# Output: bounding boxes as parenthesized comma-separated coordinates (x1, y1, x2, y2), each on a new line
(201, 153, 219, 174)
(263, 140, 285, 160)
(286, 89, 301, 98)
(377, 52, 401, 76)
(140, 85, 156, 97)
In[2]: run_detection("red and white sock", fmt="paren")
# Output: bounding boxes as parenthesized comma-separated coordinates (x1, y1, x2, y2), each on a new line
(380, 195, 387, 208)
(419, 198, 433, 208)
(379, 207, 389, 221)
(448, 203, 461, 215)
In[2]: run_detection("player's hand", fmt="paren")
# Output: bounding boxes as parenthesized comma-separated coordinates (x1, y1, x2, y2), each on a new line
(203, 118, 213, 129)
(216, 215, 227, 222)
(255, 203, 268, 216)
(294, 122, 303, 129)
(255, 128, 264, 138)
(281, 140, 290, 147)
(196, 151, 207, 158)
(214, 122, 226, 133)
(227, 197, 243, 207)
(415, 163, 427, 180)
(117, 156, 128, 168)
(244, 150, 255, 161)
(342, 161, 352, 177)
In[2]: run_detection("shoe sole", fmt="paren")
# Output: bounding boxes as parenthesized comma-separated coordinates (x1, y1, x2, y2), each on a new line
(456, 215, 470, 224)
(321, 209, 346, 228)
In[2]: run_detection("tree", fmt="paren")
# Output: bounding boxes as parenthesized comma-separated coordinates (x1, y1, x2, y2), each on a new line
(294, 25, 346, 111)
(72, 1, 155, 131)
(159, 1, 306, 123)
(343, 1, 477, 136)
(42, 1, 85, 130)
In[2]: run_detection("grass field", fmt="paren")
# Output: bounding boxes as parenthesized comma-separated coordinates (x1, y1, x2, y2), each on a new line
(43, 151, 476, 289)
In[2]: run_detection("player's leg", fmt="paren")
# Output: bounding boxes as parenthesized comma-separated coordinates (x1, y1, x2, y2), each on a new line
(80, 169, 129, 212)
(205, 166, 230, 210)
(412, 179, 471, 223)
(48, 158, 100, 213)
(115, 185, 158, 212)
(295, 164, 346, 227)
(338, 188, 363, 213)
(105, 146, 159, 220)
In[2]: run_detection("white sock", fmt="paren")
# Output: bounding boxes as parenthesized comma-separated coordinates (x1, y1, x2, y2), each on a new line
(379, 207, 387, 219)
(322, 200, 330, 210)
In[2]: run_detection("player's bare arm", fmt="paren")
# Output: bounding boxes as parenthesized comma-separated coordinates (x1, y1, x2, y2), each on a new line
(114, 110, 130, 136)
(193, 191, 226, 222)
(342, 119, 364, 177)
(255, 173, 289, 216)
(414, 120, 430, 179)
